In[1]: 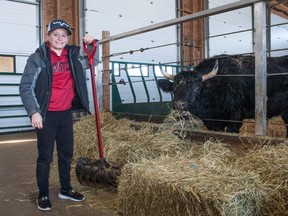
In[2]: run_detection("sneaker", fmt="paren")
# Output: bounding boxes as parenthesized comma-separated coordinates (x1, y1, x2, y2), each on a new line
(58, 188, 85, 202)
(36, 195, 52, 211)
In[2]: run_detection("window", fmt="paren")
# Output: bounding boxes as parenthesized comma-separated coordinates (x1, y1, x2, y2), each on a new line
(127, 64, 148, 77)
(112, 62, 149, 77)
(0, 55, 15, 73)
(155, 65, 173, 77)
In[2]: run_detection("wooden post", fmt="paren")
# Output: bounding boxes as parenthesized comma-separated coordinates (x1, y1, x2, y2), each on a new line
(179, 0, 204, 66)
(43, 0, 79, 45)
(102, 31, 111, 112)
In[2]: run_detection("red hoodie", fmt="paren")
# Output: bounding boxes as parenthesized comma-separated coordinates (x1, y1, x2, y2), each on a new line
(48, 47, 75, 111)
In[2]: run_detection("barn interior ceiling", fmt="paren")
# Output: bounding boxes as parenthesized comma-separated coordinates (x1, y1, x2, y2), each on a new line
(267, 0, 288, 19)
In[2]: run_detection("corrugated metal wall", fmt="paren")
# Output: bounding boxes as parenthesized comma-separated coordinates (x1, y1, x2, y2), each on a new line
(85, 0, 178, 64)
(0, 0, 39, 133)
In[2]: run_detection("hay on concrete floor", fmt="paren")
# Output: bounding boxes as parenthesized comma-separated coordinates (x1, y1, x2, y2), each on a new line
(117, 141, 267, 216)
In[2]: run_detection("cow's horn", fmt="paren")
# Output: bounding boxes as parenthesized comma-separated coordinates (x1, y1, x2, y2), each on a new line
(202, 59, 219, 81)
(159, 62, 174, 80)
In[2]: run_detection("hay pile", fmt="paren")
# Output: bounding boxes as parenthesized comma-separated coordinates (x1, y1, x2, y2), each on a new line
(73, 112, 194, 164)
(118, 141, 288, 216)
(163, 110, 207, 133)
(163, 111, 287, 138)
(73, 112, 131, 163)
(73, 113, 288, 216)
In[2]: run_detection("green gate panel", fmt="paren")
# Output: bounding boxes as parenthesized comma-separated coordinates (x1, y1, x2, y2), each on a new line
(110, 61, 190, 122)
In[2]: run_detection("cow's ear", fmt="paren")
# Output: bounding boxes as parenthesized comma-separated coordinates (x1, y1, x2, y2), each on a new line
(157, 79, 173, 92)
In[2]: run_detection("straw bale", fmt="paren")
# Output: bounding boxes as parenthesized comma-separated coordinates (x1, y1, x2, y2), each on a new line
(197, 139, 238, 168)
(117, 141, 288, 216)
(240, 116, 286, 138)
(117, 142, 266, 216)
(235, 143, 288, 215)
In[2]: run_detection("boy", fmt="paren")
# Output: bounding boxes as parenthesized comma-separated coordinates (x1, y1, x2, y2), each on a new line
(19, 19, 99, 211)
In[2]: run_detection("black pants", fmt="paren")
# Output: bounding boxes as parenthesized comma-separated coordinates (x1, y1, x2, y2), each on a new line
(36, 109, 73, 196)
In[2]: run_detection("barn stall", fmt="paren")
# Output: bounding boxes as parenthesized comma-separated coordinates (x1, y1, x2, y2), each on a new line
(92, 0, 288, 137)
(72, 0, 288, 215)
(0, 0, 287, 215)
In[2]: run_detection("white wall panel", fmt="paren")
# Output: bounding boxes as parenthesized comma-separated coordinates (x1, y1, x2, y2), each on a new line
(208, 0, 287, 57)
(271, 15, 288, 56)
(85, 0, 178, 64)
(0, 1, 38, 55)
(0, 117, 29, 127)
(0, 75, 21, 84)
(0, 85, 19, 94)
(0, 0, 38, 133)
(208, 0, 253, 56)
(0, 109, 27, 117)
(16, 56, 29, 74)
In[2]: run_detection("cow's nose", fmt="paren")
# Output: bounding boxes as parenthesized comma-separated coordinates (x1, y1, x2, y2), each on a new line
(174, 101, 187, 110)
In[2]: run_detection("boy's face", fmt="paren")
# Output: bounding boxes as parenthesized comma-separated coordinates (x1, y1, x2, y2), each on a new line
(47, 28, 69, 51)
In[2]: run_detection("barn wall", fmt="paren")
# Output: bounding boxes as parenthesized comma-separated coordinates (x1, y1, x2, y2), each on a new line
(1, 0, 286, 133)
(85, 0, 178, 64)
(0, 0, 40, 134)
(0, 0, 81, 134)
(84, 0, 178, 113)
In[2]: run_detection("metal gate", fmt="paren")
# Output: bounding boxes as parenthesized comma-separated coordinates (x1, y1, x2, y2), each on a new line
(110, 61, 190, 122)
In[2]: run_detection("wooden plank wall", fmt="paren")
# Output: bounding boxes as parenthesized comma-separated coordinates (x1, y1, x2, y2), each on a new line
(179, 0, 205, 66)
(43, 0, 79, 45)
(267, 0, 288, 19)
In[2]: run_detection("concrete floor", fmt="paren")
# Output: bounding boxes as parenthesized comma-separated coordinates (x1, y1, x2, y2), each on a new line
(0, 131, 118, 216)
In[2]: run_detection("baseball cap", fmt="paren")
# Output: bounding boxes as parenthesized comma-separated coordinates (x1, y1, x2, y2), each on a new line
(47, 19, 72, 35)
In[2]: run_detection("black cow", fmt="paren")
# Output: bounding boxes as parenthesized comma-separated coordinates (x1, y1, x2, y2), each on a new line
(157, 55, 288, 137)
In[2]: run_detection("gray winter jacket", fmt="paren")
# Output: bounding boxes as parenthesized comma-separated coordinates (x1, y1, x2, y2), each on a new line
(19, 41, 99, 122)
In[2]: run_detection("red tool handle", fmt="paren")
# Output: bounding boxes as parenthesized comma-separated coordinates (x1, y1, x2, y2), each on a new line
(83, 40, 104, 158)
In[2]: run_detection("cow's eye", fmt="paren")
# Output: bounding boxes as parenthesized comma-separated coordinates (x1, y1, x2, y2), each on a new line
(186, 79, 194, 86)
